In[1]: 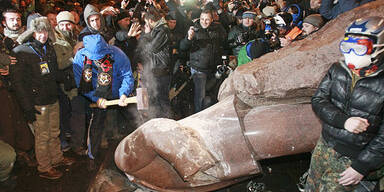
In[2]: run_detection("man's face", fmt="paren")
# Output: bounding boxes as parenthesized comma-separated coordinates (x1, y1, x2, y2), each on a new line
(118, 17, 131, 30)
(310, 0, 321, 10)
(242, 17, 254, 27)
(47, 13, 57, 28)
(2, 12, 22, 31)
(302, 22, 318, 36)
(200, 13, 213, 29)
(167, 20, 176, 30)
(33, 30, 49, 44)
(88, 14, 101, 31)
(58, 21, 74, 32)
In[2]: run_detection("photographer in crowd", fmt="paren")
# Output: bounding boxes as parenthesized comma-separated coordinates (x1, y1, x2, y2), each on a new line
(237, 12, 292, 66)
(228, 11, 262, 56)
(180, 9, 227, 113)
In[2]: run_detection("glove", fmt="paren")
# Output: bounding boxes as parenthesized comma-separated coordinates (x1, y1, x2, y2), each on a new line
(24, 108, 41, 123)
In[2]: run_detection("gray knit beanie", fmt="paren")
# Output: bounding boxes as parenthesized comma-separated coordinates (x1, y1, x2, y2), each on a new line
(303, 14, 325, 28)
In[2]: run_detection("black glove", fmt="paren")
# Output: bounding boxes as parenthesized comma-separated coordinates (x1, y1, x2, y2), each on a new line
(24, 109, 41, 123)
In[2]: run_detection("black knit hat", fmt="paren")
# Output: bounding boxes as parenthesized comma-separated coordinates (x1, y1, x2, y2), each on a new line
(115, 10, 130, 22)
(165, 12, 176, 20)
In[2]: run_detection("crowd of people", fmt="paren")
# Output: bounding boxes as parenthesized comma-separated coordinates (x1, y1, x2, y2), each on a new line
(0, 0, 381, 191)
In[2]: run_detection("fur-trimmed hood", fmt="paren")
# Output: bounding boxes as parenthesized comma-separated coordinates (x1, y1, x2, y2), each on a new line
(17, 14, 56, 45)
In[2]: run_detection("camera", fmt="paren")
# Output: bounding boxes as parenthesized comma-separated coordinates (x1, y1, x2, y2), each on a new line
(215, 56, 231, 79)
(215, 65, 227, 79)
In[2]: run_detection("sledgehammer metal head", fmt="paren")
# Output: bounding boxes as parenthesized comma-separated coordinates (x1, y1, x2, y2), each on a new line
(136, 88, 148, 110)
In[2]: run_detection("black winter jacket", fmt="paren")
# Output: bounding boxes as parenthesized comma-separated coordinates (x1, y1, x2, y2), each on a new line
(312, 61, 384, 176)
(228, 24, 262, 56)
(115, 29, 138, 69)
(11, 38, 59, 112)
(146, 20, 171, 76)
(180, 22, 227, 73)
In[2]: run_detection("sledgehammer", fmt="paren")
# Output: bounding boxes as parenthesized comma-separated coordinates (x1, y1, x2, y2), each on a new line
(89, 88, 148, 110)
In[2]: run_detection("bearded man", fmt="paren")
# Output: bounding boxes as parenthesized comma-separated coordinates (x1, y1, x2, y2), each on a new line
(53, 11, 79, 152)
(2, 8, 24, 50)
(0, 7, 35, 167)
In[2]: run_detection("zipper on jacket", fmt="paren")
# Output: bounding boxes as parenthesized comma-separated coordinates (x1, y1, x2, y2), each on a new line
(344, 73, 353, 113)
(345, 72, 363, 113)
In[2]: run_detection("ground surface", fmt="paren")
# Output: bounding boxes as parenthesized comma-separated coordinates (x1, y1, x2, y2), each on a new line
(5, 150, 101, 192)
(3, 143, 310, 192)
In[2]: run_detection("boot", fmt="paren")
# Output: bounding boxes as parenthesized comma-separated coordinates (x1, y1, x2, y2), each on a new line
(39, 168, 63, 180)
(52, 156, 76, 168)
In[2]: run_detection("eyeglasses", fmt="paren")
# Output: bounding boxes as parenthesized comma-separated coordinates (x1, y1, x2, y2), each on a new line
(339, 37, 373, 56)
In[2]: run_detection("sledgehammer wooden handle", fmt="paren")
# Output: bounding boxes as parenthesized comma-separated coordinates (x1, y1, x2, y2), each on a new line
(89, 88, 148, 110)
(89, 96, 137, 108)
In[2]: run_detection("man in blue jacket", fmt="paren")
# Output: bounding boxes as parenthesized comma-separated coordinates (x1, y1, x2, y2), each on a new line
(73, 34, 134, 168)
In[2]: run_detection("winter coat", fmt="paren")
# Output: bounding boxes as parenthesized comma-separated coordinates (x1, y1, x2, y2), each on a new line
(114, 28, 138, 68)
(228, 24, 262, 56)
(180, 22, 227, 73)
(0, 34, 12, 87)
(53, 27, 77, 96)
(73, 34, 134, 102)
(145, 19, 172, 76)
(237, 38, 270, 66)
(11, 38, 59, 112)
(319, 0, 374, 20)
(312, 60, 384, 176)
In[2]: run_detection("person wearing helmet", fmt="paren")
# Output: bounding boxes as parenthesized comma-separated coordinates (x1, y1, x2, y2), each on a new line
(305, 16, 384, 191)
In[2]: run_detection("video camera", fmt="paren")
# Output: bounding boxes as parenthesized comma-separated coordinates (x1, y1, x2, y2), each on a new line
(215, 55, 232, 79)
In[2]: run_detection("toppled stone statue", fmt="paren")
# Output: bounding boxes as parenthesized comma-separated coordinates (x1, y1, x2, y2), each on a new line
(113, 1, 384, 191)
